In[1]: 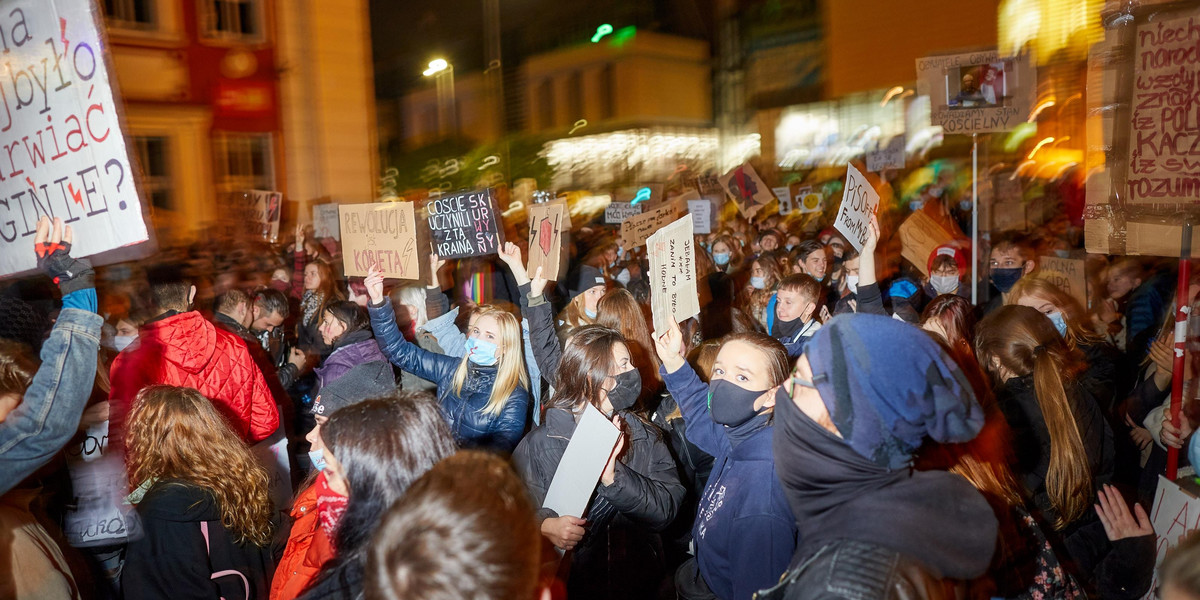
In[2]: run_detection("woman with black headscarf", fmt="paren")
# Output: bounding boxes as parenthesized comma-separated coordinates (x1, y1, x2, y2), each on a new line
(759, 313, 998, 599)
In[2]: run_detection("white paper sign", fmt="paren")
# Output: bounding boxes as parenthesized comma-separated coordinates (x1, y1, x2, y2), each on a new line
(62, 421, 140, 547)
(772, 187, 793, 215)
(0, 0, 149, 277)
(542, 403, 620, 519)
(247, 190, 283, 242)
(605, 202, 643, 224)
(866, 136, 906, 172)
(250, 423, 293, 523)
(647, 215, 701, 334)
(834, 164, 880, 252)
(313, 204, 340, 240)
(688, 199, 712, 235)
(1147, 476, 1200, 596)
(797, 186, 822, 214)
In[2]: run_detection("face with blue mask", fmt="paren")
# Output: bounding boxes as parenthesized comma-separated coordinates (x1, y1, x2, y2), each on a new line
(1048, 312, 1069, 337)
(465, 314, 505, 366)
(1016, 296, 1070, 338)
(305, 415, 330, 471)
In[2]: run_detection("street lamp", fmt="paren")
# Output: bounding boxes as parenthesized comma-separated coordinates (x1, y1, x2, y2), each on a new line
(423, 58, 456, 138)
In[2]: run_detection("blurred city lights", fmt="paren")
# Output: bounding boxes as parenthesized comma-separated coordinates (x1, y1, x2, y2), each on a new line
(423, 58, 450, 77)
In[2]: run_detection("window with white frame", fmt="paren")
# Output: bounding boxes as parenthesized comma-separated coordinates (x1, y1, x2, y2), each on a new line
(102, 0, 157, 31)
(199, 0, 261, 41)
(133, 136, 172, 210)
(214, 133, 274, 193)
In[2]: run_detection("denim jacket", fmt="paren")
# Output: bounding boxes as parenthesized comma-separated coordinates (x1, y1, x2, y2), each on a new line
(0, 307, 102, 495)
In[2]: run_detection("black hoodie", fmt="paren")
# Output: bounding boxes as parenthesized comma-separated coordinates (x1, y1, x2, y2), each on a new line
(123, 480, 274, 600)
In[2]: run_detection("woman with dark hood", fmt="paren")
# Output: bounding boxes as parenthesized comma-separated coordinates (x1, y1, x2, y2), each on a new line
(760, 313, 998, 599)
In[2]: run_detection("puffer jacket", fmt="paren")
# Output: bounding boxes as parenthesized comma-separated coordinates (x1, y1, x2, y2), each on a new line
(270, 476, 338, 600)
(368, 298, 529, 452)
(513, 406, 685, 600)
(109, 311, 278, 451)
(314, 330, 386, 391)
(755, 540, 961, 600)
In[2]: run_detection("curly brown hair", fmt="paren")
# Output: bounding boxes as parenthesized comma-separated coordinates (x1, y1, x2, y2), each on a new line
(125, 385, 273, 546)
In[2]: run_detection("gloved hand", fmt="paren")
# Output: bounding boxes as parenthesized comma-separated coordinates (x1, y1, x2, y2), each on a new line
(34, 216, 94, 295)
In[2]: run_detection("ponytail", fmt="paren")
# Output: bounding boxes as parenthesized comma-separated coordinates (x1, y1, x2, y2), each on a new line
(1031, 345, 1092, 529)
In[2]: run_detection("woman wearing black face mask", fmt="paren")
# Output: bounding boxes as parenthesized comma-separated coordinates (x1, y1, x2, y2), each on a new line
(511, 308, 685, 596)
(653, 322, 798, 600)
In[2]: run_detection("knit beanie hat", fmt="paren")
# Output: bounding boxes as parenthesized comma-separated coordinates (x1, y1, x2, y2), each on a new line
(804, 313, 984, 470)
(569, 265, 607, 301)
(311, 361, 397, 416)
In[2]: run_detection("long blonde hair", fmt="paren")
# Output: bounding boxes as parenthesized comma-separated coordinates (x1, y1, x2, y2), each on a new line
(125, 385, 274, 546)
(1007, 277, 1104, 351)
(976, 305, 1091, 530)
(452, 306, 528, 416)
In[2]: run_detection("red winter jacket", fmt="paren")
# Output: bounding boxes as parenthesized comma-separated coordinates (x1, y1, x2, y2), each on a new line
(109, 311, 279, 451)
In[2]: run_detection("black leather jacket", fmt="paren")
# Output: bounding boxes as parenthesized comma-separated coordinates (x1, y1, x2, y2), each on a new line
(755, 541, 962, 600)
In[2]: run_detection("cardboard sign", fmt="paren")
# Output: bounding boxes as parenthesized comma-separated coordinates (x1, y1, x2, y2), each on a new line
(866, 136, 906, 172)
(898, 211, 956, 276)
(605, 202, 643, 224)
(250, 424, 293, 523)
(719, 162, 773, 219)
(1147, 476, 1200, 596)
(773, 187, 793, 215)
(620, 200, 686, 249)
(339, 202, 420, 279)
(0, 0, 150, 277)
(916, 50, 1035, 134)
(1037, 256, 1087, 309)
(797, 186, 822, 214)
(426, 189, 504, 259)
(242, 190, 283, 242)
(313, 203, 340, 240)
(527, 202, 565, 281)
(1127, 14, 1200, 205)
(834, 164, 880, 252)
(688, 199, 713, 235)
(647, 216, 701, 334)
(542, 403, 620, 519)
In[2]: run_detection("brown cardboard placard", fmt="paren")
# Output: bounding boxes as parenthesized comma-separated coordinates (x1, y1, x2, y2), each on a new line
(339, 202, 421, 280)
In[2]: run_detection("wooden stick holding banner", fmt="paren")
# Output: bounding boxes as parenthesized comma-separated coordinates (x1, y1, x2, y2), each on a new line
(339, 202, 421, 280)
(834, 164, 881, 252)
(1168, 223, 1192, 481)
(527, 202, 566, 281)
(647, 216, 701, 334)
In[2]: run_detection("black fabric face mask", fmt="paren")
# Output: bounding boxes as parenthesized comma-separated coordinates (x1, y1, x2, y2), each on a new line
(708, 378, 769, 427)
(607, 368, 642, 413)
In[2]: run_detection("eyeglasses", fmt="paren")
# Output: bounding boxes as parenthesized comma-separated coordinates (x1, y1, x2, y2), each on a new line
(786, 371, 816, 397)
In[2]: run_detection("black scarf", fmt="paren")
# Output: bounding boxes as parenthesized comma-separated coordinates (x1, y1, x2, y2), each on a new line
(773, 315, 804, 341)
(772, 389, 998, 579)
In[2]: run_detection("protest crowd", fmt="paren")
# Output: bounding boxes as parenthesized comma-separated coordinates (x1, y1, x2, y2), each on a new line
(6, 152, 1200, 600)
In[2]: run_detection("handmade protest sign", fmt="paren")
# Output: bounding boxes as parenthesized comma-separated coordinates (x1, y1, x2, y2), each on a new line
(620, 200, 686, 249)
(897, 211, 955, 276)
(62, 422, 140, 547)
(527, 202, 565, 281)
(0, 0, 150, 277)
(224, 190, 282, 242)
(313, 203, 340, 240)
(647, 215, 701, 334)
(867, 136, 906, 172)
(719, 162, 773, 219)
(542, 403, 620, 520)
(1147, 476, 1200, 596)
(797, 186, 822, 214)
(426, 189, 504, 258)
(835, 164, 880, 252)
(1127, 14, 1200, 205)
(339, 202, 420, 279)
(772, 187, 793, 215)
(688, 199, 713, 234)
(605, 202, 642, 224)
(1037, 256, 1088, 308)
(916, 50, 1035, 134)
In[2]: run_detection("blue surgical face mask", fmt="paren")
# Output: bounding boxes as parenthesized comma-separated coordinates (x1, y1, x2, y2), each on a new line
(585, 308, 598, 319)
(616, 268, 632, 286)
(113, 335, 136, 352)
(785, 244, 795, 252)
(814, 274, 825, 282)
(1048, 311, 1069, 337)
(750, 276, 766, 290)
(930, 275, 959, 295)
(464, 337, 499, 366)
(714, 252, 731, 266)
(308, 449, 327, 471)
(845, 275, 859, 294)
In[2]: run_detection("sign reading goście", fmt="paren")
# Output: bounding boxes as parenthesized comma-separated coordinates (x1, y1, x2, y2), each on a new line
(0, 0, 149, 277)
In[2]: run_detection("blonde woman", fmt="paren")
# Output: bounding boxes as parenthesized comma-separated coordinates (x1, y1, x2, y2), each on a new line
(364, 265, 530, 452)
(122, 385, 275, 599)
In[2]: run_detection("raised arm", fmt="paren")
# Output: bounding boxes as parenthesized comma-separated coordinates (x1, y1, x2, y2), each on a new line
(855, 214, 889, 316)
(653, 320, 731, 457)
(497, 242, 561, 375)
(290, 223, 307, 300)
(365, 266, 460, 384)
